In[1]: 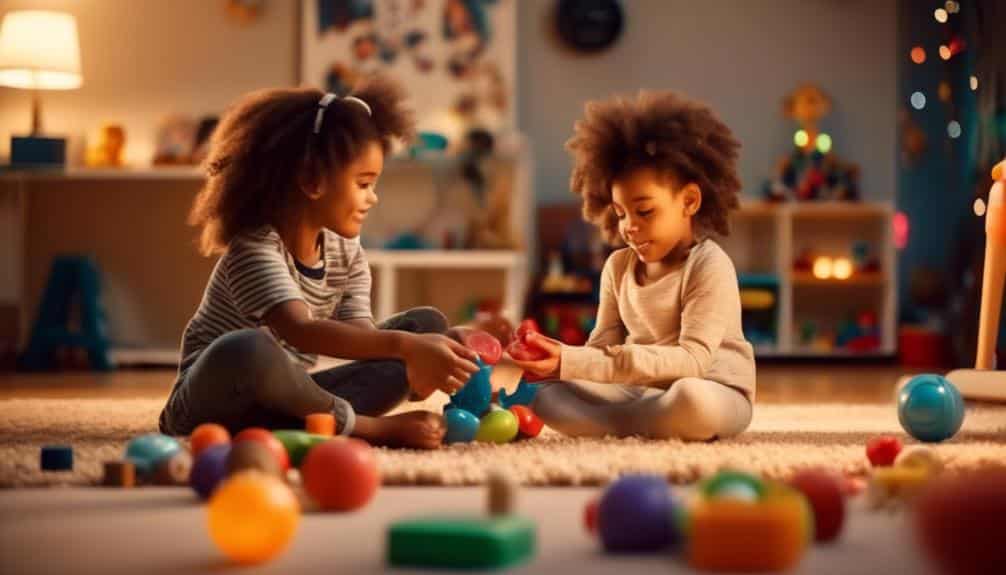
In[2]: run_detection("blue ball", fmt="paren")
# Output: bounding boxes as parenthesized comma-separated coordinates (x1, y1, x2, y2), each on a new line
(898, 374, 965, 442)
(444, 408, 480, 444)
(190, 443, 231, 499)
(598, 475, 681, 552)
(125, 433, 181, 476)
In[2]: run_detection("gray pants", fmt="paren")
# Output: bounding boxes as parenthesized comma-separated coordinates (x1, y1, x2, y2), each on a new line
(530, 377, 753, 441)
(158, 307, 448, 436)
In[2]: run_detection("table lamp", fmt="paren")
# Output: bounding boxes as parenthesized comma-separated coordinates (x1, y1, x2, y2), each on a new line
(0, 10, 82, 167)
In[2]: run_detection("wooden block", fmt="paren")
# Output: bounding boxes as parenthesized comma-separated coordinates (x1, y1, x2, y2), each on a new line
(487, 469, 517, 516)
(102, 461, 136, 488)
(152, 451, 192, 486)
(305, 413, 335, 437)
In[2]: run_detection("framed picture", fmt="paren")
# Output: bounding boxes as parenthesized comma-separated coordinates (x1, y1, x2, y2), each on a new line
(301, 0, 516, 141)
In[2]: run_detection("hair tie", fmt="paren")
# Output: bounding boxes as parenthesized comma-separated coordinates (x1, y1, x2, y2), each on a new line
(313, 93, 372, 135)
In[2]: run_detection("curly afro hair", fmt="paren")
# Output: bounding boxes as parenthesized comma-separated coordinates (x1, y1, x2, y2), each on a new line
(190, 74, 415, 256)
(566, 91, 742, 244)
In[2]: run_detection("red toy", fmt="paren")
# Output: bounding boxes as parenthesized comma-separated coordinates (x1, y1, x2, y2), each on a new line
(584, 497, 599, 535)
(866, 435, 903, 467)
(507, 319, 550, 361)
(788, 469, 846, 542)
(508, 405, 544, 439)
(190, 423, 231, 459)
(301, 438, 379, 511)
(462, 330, 503, 365)
(234, 428, 290, 473)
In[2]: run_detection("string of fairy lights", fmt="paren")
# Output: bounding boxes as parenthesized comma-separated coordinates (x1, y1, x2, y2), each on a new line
(907, 1, 977, 142)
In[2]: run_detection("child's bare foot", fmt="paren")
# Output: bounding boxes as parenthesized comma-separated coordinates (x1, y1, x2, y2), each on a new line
(354, 412, 446, 450)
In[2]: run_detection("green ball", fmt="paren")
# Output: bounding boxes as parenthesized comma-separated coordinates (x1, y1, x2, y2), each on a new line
(125, 433, 181, 476)
(475, 410, 519, 444)
(700, 470, 765, 502)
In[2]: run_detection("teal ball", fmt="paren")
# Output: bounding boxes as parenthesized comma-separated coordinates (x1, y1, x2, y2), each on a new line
(898, 374, 964, 442)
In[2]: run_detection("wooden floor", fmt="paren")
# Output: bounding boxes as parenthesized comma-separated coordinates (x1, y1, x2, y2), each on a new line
(0, 362, 916, 403)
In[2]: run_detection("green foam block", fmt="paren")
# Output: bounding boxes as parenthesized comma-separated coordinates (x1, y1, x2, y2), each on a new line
(387, 515, 536, 569)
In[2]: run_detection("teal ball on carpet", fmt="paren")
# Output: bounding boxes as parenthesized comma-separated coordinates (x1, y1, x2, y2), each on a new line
(898, 374, 964, 442)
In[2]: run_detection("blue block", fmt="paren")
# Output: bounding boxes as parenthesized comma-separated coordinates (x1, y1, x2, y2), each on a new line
(40, 445, 74, 471)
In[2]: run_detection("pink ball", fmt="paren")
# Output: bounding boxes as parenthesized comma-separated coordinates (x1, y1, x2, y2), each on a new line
(301, 438, 379, 511)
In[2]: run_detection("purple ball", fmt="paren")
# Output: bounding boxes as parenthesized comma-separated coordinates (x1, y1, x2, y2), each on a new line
(598, 475, 679, 552)
(189, 443, 231, 500)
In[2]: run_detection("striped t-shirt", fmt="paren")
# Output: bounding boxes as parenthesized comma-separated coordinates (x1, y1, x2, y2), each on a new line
(175, 226, 373, 386)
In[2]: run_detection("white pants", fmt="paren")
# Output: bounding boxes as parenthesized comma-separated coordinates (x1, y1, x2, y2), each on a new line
(530, 377, 753, 441)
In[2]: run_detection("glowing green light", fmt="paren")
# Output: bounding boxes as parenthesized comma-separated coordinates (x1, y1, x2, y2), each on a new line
(816, 133, 833, 154)
(794, 130, 809, 148)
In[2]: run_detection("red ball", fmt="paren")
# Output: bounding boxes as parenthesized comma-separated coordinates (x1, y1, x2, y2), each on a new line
(788, 469, 846, 542)
(301, 438, 379, 512)
(865, 435, 902, 467)
(190, 423, 231, 459)
(509, 405, 544, 438)
(234, 428, 290, 473)
(584, 497, 599, 535)
(915, 469, 1006, 575)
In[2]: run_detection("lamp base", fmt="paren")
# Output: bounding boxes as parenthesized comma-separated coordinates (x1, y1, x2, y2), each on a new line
(11, 135, 66, 168)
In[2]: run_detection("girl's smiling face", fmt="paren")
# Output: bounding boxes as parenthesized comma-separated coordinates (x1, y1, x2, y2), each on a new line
(611, 167, 701, 264)
(310, 140, 384, 238)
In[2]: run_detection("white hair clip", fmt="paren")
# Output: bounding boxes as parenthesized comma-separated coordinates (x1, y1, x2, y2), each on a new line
(313, 93, 372, 135)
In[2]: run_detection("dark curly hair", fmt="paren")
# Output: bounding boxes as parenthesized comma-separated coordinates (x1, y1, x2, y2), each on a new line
(566, 91, 742, 244)
(190, 74, 415, 255)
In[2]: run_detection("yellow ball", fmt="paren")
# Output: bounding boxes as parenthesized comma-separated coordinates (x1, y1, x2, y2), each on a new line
(207, 471, 300, 564)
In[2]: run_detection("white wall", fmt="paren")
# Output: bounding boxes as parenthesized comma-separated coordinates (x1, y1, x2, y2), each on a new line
(0, 0, 298, 165)
(517, 0, 897, 204)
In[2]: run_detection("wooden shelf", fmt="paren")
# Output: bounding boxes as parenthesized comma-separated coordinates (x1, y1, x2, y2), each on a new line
(790, 271, 887, 287)
(366, 249, 525, 269)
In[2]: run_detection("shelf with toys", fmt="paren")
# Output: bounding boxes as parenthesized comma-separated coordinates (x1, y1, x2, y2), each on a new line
(730, 201, 897, 358)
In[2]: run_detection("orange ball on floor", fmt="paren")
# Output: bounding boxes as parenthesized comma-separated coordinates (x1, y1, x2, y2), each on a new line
(190, 423, 231, 459)
(305, 413, 335, 436)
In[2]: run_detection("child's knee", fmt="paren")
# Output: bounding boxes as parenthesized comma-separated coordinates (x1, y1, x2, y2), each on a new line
(404, 306, 449, 334)
(652, 378, 721, 441)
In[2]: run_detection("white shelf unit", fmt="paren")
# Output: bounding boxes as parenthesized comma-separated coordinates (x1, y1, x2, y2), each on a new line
(0, 135, 534, 361)
(719, 201, 897, 358)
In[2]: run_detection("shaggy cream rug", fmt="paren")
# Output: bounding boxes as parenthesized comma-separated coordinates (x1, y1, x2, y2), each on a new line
(2, 396, 1005, 488)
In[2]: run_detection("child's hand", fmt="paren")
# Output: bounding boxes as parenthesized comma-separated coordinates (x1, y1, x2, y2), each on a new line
(508, 332, 562, 378)
(402, 333, 480, 398)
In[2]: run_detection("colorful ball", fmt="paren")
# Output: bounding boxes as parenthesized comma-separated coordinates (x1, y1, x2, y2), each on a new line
(701, 471, 765, 502)
(207, 471, 300, 565)
(598, 475, 680, 552)
(189, 423, 231, 459)
(125, 433, 182, 476)
(866, 435, 903, 467)
(475, 409, 519, 444)
(788, 469, 846, 542)
(898, 374, 965, 442)
(234, 428, 290, 472)
(509, 405, 544, 439)
(915, 469, 1006, 575)
(227, 440, 282, 478)
(191, 443, 232, 500)
(301, 438, 379, 511)
(444, 408, 480, 444)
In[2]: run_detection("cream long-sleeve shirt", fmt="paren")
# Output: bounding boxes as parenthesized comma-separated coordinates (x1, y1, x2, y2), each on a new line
(559, 238, 756, 400)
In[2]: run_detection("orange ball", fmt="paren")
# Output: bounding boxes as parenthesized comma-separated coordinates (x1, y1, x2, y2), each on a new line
(301, 438, 379, 511)
(190, 423, 231, 459)
(305, 413, 335, 436)
(207, 471, 299, 565)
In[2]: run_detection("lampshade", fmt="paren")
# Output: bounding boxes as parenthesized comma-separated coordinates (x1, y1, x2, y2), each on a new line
(0, 10, 82, 90)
